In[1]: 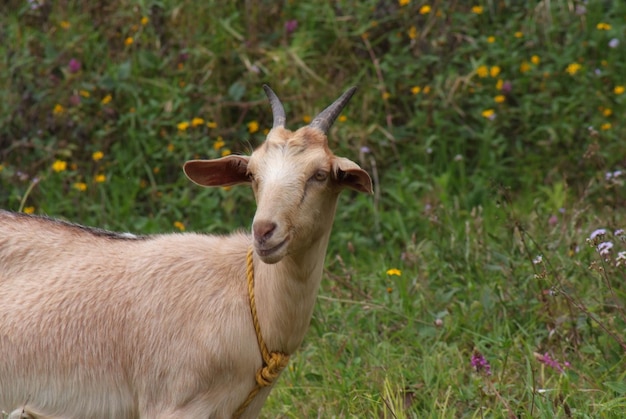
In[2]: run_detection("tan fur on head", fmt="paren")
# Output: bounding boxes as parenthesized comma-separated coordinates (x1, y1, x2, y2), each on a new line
(0, 85, 372, 418)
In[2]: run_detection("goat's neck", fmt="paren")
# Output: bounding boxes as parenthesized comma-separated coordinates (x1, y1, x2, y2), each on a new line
(254, 226, 333, 355)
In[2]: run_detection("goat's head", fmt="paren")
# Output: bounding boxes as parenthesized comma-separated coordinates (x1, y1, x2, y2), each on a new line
(183, 85, 372, 264)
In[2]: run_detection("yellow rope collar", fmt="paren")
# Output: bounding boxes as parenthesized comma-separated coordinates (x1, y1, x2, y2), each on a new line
(233, 247, 290, 419)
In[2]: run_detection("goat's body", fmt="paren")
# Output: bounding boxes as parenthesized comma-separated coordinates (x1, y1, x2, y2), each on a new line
(0, 211, 277, 418)
(0, 85, 372, 418)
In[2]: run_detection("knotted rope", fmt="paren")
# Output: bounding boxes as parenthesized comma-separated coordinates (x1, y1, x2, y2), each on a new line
(232, 248, 290, 418)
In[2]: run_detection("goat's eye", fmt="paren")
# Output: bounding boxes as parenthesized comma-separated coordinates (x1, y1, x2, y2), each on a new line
(312, 170, 328, 182)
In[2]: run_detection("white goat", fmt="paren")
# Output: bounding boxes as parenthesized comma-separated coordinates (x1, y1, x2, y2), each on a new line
(0, 85, 372, 419)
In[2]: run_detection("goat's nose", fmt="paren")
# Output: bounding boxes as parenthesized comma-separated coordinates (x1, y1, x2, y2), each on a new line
(253, 220, 277, 243)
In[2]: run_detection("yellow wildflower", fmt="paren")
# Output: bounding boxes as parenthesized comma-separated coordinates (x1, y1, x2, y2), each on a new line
(514, 31, 523, 38)
(247, 121, 259, 134)
(531, 55, 540, 65)
(167, 143, 175, 152)
(338, 115, 347, 123)
(387, 287, 393, 293)
(74, 182, 87, 192)
(302, 115, 312, 123)
(213, 137, 225, 150)
(487, 36, 495, 43)
(494, 95, 506, 103)
(206, 121, 218, 129)
(52, 160, 67, 173)
(408, 26, 417, 39)
(481, 109, 495, 119)
(386, 268, 402, 276)
(124, 37, 134, 46)
(477, 65, 489, 78)
(565, 63, 581, 75)
(53, 104, 65, 115)
(95, 174, 106, 183)
(141, 16, 149, 25)
(398, 0, 409, 6)
(600, 123, 612, 131)
(23, 206, 35, 214)
(602, 108, 612, 117)
(490, 66, 501, 78)
(177, 121, 190, 131)
(92, 151, 104, 161)
(79, 90, 90, 98)
(496, 79, 503, 90)
(382, 92, 391, 100)
(519, 61, 531, 73)
(411, 86, 421, 95)
(423, 86, 431, 94)
(191, 117, 205, 127)
(173, 221, 186, 231)
(101, 94, 112, 105)
(614, 86, 625, 95)
(59, 21, 71, 29)
(471, 5, 484, 14)
(596, 22, 612, 31)
(221, 149, 231, 157)
(419, 5, 431, 14)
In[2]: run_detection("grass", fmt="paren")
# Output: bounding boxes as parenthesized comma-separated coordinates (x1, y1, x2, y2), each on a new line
(1, 0, 626, 417)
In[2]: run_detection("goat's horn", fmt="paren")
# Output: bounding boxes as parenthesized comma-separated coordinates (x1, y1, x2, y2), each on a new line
(309, 86, 357, 134)
(262, 85, 286, 129)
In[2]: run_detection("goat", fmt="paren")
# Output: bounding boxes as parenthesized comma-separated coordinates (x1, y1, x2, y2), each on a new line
(0, 84, 372, 419)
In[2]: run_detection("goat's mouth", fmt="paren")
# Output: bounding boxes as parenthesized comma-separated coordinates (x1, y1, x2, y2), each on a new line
(255, 238, 289, 262)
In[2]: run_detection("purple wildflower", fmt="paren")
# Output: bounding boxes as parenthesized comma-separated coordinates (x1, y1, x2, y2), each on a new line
(471, 351, 492, 376)
(597, 241, 613, 256)
(68, 58, 81, 73)
(608, 38, 619, 49)
(69, 94, 81, 106)
(501, 80, 512, 94)
(616, 251, 626, 267)
(285, 19, 298, 35)
(535, 352, 570, 373)
(589, 228, 607, 241)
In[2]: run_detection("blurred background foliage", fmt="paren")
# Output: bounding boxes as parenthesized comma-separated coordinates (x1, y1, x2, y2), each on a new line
(2, 0, 623, 235)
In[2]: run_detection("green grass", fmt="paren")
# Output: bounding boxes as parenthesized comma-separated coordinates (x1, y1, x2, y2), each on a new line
(2, 0, 626, 417)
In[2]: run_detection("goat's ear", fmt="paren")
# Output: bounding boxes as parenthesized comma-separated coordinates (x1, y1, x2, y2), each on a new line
(332, 157, 373, 194)
(183, 155, 250, 187)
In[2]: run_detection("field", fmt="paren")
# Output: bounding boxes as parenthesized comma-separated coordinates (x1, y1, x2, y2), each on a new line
(1, 0, 625, 417)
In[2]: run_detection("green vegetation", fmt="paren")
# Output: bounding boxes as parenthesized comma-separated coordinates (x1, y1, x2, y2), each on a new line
(1, 0, 625, 416)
